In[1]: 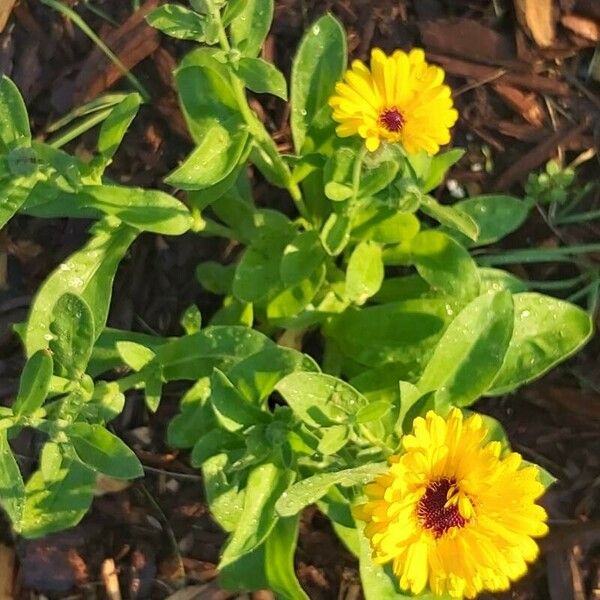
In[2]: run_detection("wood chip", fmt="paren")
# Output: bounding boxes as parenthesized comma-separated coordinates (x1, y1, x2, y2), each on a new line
(492, 83, 545, 126)
(561, 14, 600, 41)
(73, 0, 160, 104)
(0, 545, 15, 600)
(514, 0, 557, 47)
(101, 559, 122, 600)
(419, 18, 516, 67)
(0, 0, 16, 34)
(428, 52, 571, 96)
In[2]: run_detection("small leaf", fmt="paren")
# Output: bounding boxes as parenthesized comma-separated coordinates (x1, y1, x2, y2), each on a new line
(420, 194, 479, 241)
(238, 57, 287, 100)
(355, 399, 392, 424)
(211, 369, 270, 432)
(281, 230, 326, 286)
(12, 349, 53, 418)
(146, 4, 208, 40)
(49, 293, 95, 379)
(0, 430, 25, 525)
(324, 147, 355, 201)
(69, 423, 143, 480)
(165, 126, 249, 191)
(276, 463, 387, 517)
(345, 241, 384, 305)
(291, 15, 346, 152)
(0, 76, 30, 149)
(412, 230, 480, 301)
(317, 425, 349, 455)
(230, 0, 274, 58)
(97, 93, 142, 160)
(180, 304, 202, 334)
(191, 429, 242, 466)
(276, 372, 368, 427)
(321, 213, 351, 256)
(196, 261, 236, 294)
(422, 148, 465, 192)
(116, 341, 156, 371)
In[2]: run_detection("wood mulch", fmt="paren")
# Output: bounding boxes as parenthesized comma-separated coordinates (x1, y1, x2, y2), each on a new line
(0, 0, 599, 598)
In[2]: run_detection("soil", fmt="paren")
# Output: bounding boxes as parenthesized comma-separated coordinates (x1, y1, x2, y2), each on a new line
(1, 0, 600, 599)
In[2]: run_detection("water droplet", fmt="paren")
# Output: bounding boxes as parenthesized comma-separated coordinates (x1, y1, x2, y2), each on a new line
(312, 24, 320, 35)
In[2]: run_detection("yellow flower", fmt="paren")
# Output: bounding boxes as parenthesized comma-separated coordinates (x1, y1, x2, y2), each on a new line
(329, 48, 458, 154)
(354, 409, 548, 598)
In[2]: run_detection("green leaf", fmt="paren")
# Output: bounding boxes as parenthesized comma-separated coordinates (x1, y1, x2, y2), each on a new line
(19, 453, 95, 539)
(422, 148, 465, 193)
(321, 212, 351, 256)
(318, 424, 350, 455)
(0, 176, 40, 230)
(82, 185, 191, 235)
(346, 241, 384, 305)
(180, 304, 202, 334)
(0, 76, 30, 149)
(276, 372, 368, 427)
(418, 291, 514, 407)
(276, 463, 386, 517)
(266, 264, 325, 319)
(479, 267, 528, 294)
(327, 298, 452, 369)
(237, 57, 287, 100)
(97, 93, 142, 160)
(524, 460, 557, 489)
(229, 0, 274, 57)
(68, 423, 143, 480)
(411, 230, 480, 301)
(228, 346, 318, 405)
(176, 49, 243, 143)
(196, 261, 236, 294)
(355, 399, 392, 424)
(351, 204, 420, 245)
(116, 341, 156, 371)
(420, 194, 479, 241)
(12, 350, 53, 418)
(25, 221, 138, 357)
(324, 147, 355, 201)
(291, 15, 346, 152)
(488, 293, 593, 395)
(191, 429, 242, 466)
(0, 430, 25, 526)
(452, 195, 530, 247)
(359, 160, 399, 198)
(281, 230, 326, 286)
(264, 516, 309, 600)
(49, 293, 95, 379)
(220, 461, 294, 568)
(146, 4, 208, 40)
(165, 125, 249, 191)
(211, 368, 270, 432)
(154, 326, 273, 381)
(203, 452, 246, 532)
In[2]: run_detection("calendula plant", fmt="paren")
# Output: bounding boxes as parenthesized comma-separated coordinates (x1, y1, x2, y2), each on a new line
(0, 1, 594, 599)
(141, 1, 594, 598)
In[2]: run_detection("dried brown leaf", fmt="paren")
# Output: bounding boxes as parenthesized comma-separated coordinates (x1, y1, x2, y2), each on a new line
(514, 0, 557, 47)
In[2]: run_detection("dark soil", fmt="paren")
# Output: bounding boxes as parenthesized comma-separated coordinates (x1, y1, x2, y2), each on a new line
(1, 0, 600, 598)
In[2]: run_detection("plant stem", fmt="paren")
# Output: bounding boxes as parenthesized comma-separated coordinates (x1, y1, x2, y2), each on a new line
(351, 145, 368, 203)
(357, 424, 394, 457)
(208, 0, 308, 218)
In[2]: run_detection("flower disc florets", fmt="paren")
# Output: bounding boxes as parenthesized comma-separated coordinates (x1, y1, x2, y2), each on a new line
(329, 48, 459, 154)
(354, 409, 548, 598)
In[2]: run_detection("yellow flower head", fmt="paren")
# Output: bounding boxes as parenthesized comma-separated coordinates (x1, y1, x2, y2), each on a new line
(329, 48, 459, 154)
(354, 409, 548, 598)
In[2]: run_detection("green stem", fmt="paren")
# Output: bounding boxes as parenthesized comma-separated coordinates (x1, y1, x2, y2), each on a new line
(116, 370, 148, 393)
(351, 145, 368, 203)
(48, 108, 113, 148)
(478, 243, 600, 266)
(208, 0, 307, 218)
(554, 209, 600, 225)
(357, 424, 394, 457)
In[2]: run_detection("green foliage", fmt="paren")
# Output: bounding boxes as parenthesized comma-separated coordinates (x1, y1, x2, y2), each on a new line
(0, 5, 594, 600)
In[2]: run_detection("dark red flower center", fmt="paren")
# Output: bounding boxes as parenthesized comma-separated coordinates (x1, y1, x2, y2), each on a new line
(417, 478, 469, 538)
(379, 107, 405, 132)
